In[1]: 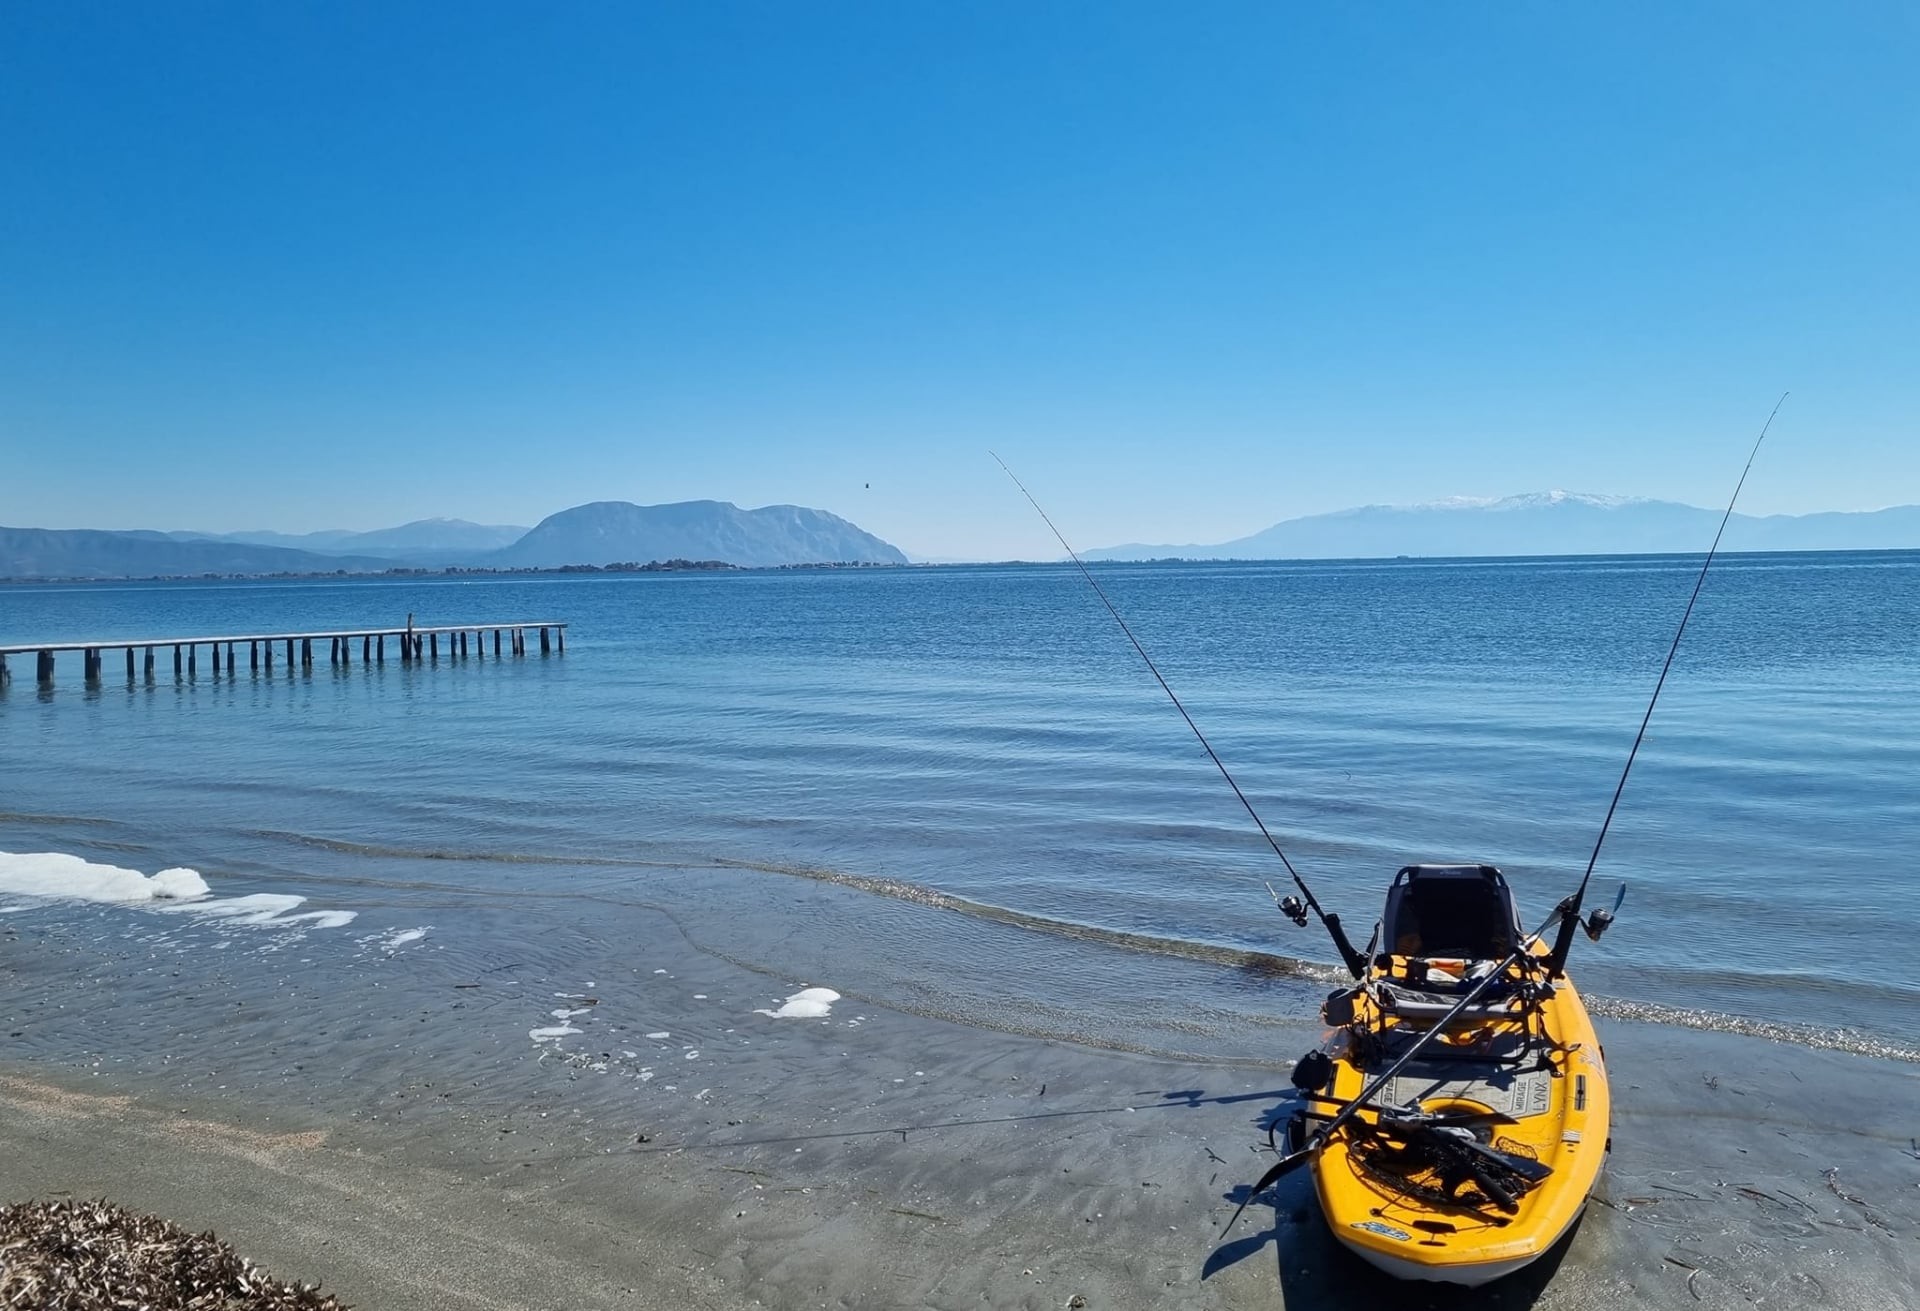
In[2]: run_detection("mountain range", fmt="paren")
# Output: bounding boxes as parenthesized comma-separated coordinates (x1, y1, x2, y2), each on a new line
(0, 528, 402, 580)
(0, 501, 907, 579)
(496, 501, 906, 569)
(165, 519, 531, 565)
(8, 491, 1920, 580)
(1083, 492, 1920, 560)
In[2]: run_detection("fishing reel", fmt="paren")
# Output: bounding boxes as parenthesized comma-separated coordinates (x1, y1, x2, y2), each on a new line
(1582, 884, 1627, 942)
(1278, 894, 1309, 927)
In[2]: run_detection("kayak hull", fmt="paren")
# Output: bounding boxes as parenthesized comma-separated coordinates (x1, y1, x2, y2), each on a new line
(1336, 1237, 1550, 1287)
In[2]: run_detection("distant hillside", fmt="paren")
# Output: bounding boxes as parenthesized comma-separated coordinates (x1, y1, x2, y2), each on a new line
(1085, 492, 1920, 560)
(173, 518, 529, 561)
(0, 528, 399, 579)
(491, 500, 908, 568)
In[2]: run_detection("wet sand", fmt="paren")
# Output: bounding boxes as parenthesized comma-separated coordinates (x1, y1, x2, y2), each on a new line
(2, 890, 1914, 1311)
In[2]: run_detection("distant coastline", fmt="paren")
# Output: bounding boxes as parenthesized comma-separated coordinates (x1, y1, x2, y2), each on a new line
(0, 557, 911, 585)
(7, 544, 1917, 586)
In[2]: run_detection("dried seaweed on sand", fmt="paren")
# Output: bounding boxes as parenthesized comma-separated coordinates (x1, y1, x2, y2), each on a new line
(0, 1197, 347, 1310)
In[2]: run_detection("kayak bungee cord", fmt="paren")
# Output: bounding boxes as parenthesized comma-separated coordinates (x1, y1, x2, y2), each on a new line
(991, 451, 1368, 978)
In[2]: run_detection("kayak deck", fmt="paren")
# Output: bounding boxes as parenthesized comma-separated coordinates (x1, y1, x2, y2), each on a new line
(1306, 952, 1610, 1283)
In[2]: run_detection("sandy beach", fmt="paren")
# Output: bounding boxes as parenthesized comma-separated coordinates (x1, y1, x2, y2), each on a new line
(2, 884, 1913, 1311)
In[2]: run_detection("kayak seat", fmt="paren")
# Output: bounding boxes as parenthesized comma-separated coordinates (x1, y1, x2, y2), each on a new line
(1384, 864, 1523, 961)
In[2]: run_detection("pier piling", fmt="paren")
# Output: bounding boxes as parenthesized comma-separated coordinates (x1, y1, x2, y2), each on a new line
(4, 621, 566, 689)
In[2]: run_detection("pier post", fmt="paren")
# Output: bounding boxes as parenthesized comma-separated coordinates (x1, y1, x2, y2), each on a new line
(329, 637, 338, 665)
(0, 653, 8, 687)
(250, 641, 258, 672)
(212, 643, 221, 675)
(173, 645, 182, 677)
(285, 638, 294, 667)
(494, 629, 502, 657)
(302, 638, 313, 668)
(430, 632, 439, 660)
(126, 647, 135, 681)
(188, 645, 196, 676)
(38, 650, 54, 686)
(265, 642, 273, 672)
(377, 634, 385, 662)
(540, 626, 550, 655)
(228, 642, 236, 670)
(362, 635, 371, 662)
(557, 627, 565, 654)
(144, 646, 155, 679)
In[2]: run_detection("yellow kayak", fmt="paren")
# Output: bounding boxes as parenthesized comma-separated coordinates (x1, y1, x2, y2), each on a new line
(1283, 864, 1610, 1285)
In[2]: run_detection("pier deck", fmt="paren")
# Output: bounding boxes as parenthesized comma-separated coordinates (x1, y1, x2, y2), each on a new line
(0, 622, 566, 686)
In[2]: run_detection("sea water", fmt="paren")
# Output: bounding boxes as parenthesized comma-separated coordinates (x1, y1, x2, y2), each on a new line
(1, 553, 1915, 1061)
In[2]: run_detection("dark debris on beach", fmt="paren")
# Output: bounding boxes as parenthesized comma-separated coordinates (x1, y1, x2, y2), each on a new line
(0, 1198, 347, 1310)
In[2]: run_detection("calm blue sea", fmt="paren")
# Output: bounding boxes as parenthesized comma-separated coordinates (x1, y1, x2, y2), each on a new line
(2, 553, 1916, 1058)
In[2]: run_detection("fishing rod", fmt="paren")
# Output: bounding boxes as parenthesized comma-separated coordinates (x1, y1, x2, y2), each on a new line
(1546, 390, 1786, 975)
(991, 452, 1368, 978)
(1222, 393, 1786, 1234)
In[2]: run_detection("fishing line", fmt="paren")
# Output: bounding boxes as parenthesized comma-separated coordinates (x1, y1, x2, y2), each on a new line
(1564, 392, 1787, 920)
(991, 452, 1366, 976)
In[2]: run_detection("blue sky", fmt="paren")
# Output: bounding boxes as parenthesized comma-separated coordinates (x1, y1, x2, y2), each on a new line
(2, 3, 1914, 559)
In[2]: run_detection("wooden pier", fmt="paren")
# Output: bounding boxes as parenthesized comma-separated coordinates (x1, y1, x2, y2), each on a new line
(0, 622, 566, 688)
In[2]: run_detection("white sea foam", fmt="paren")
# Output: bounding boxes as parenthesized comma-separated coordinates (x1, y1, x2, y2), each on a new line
(161, 894, 356, 929)
(0, 850, 355, 929)
(0, 851, 208, 903)
(753, 986, 841, 1019)
(529, 1024, 580, 1042)
(384, 927, 427, 948)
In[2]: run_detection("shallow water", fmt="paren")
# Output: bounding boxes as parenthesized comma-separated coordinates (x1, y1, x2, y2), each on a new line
(1, 553, 1916, 1062)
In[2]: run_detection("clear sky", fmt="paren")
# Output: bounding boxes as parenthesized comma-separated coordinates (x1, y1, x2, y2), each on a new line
(2, 4, 1915, 560)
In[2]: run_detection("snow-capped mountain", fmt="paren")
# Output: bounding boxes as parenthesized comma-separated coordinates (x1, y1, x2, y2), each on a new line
(1084, 493, 1920, 561)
